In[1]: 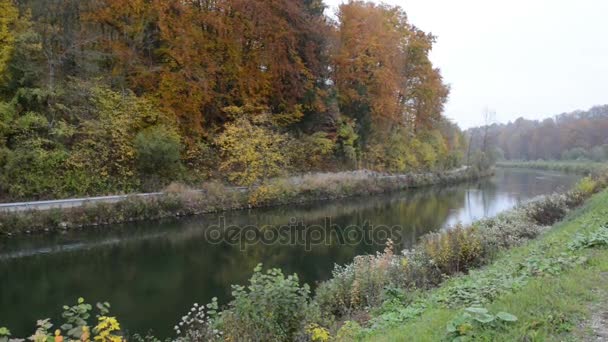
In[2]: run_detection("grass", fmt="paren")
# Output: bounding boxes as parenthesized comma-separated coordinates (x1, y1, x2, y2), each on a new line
(497, 160, 607, 175)
(366, 187, 608, 341)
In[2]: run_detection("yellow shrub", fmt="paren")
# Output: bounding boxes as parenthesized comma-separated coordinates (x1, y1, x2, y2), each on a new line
(248, 181, 295, 206)
(93, 317, 123, 342)
(575, 176, 597, 195)
(306, 324, 331, 342)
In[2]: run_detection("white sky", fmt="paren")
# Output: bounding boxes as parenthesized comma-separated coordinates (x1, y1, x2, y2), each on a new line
(324, 0, 608, 128)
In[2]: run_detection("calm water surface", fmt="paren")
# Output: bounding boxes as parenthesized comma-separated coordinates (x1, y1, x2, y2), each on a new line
(0, 168, 578, 337)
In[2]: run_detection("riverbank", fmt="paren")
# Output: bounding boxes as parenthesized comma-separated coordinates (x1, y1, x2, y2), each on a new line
(497, 160, 607, 174)
(367, 177, 608, 341)
(0, 167, 491, 236)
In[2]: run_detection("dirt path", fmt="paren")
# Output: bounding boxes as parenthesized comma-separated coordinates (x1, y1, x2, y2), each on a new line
(585, 272, 608, 341)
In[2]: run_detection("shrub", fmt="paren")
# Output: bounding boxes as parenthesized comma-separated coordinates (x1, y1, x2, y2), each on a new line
(525, 194, 569, 226)
(335, 321, 364, 342)
(1, 145, 69, 199)
(306, 323, 331, 342)
(247, 179, 296, 207)
(174, 299, 222, 341)
(219, 264, 311, 341)
(3, 298, 126, 341)
(421, 225, 484, 275)
(216, 116, 287, 186)
(476, 210, 544, 252)
(134, 125, 182, 181)
(287, 132, 336, 172)
(575, 176, 598, 195)
(315, 243, 397, 315)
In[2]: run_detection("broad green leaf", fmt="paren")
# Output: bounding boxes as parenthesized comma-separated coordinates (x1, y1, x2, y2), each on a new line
(496, 312, 518, 322)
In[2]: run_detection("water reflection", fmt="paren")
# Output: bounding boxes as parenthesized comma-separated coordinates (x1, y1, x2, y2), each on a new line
(0, 168, 578, 337)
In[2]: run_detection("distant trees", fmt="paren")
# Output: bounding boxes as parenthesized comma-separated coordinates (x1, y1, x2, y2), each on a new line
(0, 0, 466, 200)
(467, 105, 608, 162)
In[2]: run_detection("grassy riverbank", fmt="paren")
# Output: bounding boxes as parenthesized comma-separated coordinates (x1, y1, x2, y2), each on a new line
(0, 167, 491, 236)
(497, 160, 607, 174)
(368, 180, 608, 341)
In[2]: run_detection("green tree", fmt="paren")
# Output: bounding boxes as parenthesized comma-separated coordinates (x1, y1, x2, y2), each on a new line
(134, 124, 182, 179)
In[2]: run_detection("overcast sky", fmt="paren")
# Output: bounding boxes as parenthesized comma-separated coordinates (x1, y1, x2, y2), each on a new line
(324, 0, 608, 128)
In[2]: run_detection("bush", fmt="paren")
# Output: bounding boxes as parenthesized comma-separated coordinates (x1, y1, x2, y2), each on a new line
(286, 132, 336, 172)
(134, 125, 182, 181)
(1, 298, 125, 341)
(216, 116, 288, 186)
(315, 244, 397, 316)
(421, 225, 484, 275)
(219, 264, 311, 341)
(575, 176, 598, 195)
(475, 210, 544, 253)
(525, 194, 569, 226)
(248, 180, 296, 206)
(1, 145, 69, 199)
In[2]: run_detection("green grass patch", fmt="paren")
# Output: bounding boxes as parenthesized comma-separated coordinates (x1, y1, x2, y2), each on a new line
(365, 188, 608, 341)
(497, 160, 607, 175)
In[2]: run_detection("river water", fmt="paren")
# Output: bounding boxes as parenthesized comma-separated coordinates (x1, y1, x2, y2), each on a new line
(0, 168, 578, 337)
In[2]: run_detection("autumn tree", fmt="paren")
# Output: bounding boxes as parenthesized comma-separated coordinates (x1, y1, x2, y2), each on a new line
(0, 0, 18, 83)
(216, 114, 287, 186)
(333, 1, 409, 143)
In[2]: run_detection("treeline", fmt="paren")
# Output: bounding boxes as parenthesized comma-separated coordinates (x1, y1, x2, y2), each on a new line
(467, 105, 608, 162)
(0, 0, 466, 200)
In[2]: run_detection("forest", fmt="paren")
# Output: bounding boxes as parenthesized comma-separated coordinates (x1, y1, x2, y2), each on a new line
(0, 0, 468, 201)
(467, 105, 608, 162)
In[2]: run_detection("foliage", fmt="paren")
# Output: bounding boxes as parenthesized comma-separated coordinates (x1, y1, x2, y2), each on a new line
(0, 0, 18, 83)
(1, 144, 69, 199)
(421, 225, 484, 275)
(306, 324, 331, 342)
(174, 300, 221, 341)
(286, 132, 336, 172)
(575, 176, 598, 195)
(335, 320, 364, 342)
(94, 316, 122, 342)
(0, 327, 10, 342)
(218, 264, 311, 341)
(525, 194, 569, 226)
(134, 124, 182, 186)
(3, 298, 124, 342)
(569, 225, 608, 250)
(316, 243, 397, 316)
(216, 116, 287, 186)
(445, 307, 517, 341)
(0, 0, 467, 200)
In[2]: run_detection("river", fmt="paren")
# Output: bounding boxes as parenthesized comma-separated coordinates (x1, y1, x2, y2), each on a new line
(0, 168, 579, 337)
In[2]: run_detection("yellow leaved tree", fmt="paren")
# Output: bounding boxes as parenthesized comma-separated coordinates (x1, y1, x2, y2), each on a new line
(0, 0, 18, 82)
(216, 115, 287, 186)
